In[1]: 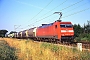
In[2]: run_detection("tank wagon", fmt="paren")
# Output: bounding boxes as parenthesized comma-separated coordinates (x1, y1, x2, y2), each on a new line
(21, 30, 27, 38)
(9, 20, 74, 42)
(14, 33, 17, 38)
(7, 33, 14, 38)
(16, 27, 37, 39)
(17, 31, 22, 38)
(28, 27, 37, 38)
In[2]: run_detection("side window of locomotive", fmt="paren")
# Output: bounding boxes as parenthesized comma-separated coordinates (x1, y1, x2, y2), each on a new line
(55, 25, 57, 28)
(60, 24, 65, 28)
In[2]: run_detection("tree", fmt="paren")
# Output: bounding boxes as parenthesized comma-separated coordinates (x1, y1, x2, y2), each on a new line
(85, 20, 90, 33)
(73, 24, 83, 37)
(0, 30, 8, 37)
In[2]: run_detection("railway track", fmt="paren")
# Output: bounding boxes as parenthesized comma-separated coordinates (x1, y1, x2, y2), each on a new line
(80, 42, 90, 49)
(61, 42, 90, 51)
(2, 38, 90, 51)
(35, 39, 90, 51)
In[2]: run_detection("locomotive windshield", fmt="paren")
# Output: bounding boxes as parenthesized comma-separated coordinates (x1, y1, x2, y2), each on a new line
(60, 24, 72, 28)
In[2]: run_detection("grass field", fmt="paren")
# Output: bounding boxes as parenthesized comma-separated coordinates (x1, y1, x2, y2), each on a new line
(0, 38, 90, 60)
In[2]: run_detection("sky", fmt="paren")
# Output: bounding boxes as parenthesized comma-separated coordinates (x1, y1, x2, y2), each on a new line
(0, 0, 90, 33)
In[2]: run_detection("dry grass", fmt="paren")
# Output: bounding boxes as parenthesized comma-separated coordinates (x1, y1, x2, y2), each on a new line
(0, 38, 90, 60)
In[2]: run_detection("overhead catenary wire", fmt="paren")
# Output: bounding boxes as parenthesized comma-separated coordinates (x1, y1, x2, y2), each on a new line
(15, 0, 53, 30)
(31, 0, 84, 23)
(22, 14, 53, 29)
(63, 2, 88, 14)
(30, 7, 90, 28)
(22, 0, 84, 29)
(18, 0, 86, 31)
(47, 2, 89, 22)
(17, 0, 68, 30)
(30, 0, 68, 23)
(37, 7, 90, 24)
(39, 0, 68, 17)
(26, 0, 54, 22)
(49, 7, 90, 22)
(62, 7, 90, 18)
(59, 0, 84, 11)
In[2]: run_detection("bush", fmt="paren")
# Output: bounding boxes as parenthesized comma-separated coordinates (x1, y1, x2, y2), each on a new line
(75, 33, 90, 42)
(86, 34, 90, 42)
(41, 42, 51, 49)
(75, 37, 81, 42)
(41, 42, 59, 52)
(0, 40, 17, 60)
(50, 45, 59, 52)
(79, 51, 90, 60)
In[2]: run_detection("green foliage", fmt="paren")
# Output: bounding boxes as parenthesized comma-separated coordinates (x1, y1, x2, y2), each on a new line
(0, 30, 8, 37)
(72, 48, 78, 53)
(0, 40, 17, 60)
(86, 34, 90, 42)
(75, 37, 81, 42)
(74, 21, 90, 42)
(79, 51, 90, 60)
(84, 21, 90, 33)
(25, 40, 30, 44)
(41, 42, 59, 52)
(75, 33, 90, 42)
(73, 24, 83, 37)
(81, 37, 88, 41)
(51, 45, 59, 52)
(41, 42, 51, 48)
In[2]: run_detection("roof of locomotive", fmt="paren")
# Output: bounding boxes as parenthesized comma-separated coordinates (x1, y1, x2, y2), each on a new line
(60, 22, 72, 24)
(39, 23, 53, 28)
(38, 20, 73, 28)
(55, 20, 72, 24)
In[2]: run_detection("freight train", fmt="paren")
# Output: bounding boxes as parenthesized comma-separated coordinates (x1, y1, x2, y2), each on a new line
(7, 20, 74, 43)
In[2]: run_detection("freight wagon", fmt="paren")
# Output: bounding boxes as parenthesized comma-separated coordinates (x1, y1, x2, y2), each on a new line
(8, 20, 74, 42)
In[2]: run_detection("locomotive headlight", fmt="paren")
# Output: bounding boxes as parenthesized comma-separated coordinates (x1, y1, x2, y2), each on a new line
(68, 30, 74, 32)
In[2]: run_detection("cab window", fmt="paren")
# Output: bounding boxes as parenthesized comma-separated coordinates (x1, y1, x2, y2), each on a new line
(60, 24, 72, 28)
(66, 24, 72, 28)
(60, 24, 65, 28)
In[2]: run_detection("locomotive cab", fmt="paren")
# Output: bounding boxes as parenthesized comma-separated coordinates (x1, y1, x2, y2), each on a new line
(60, 22, 74, 40)
(54, 20, 74, 42)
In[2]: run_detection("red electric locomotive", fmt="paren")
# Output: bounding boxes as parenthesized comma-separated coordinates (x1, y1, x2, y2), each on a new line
(36, 20, 74, 42)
